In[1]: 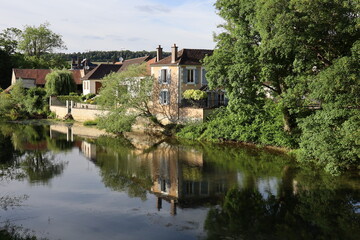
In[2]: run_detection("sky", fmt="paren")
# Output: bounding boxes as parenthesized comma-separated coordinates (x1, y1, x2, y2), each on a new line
(0, 0, 223, 53)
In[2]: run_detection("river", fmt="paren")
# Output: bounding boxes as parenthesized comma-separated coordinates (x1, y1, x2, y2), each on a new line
(0, 123, 359, 240)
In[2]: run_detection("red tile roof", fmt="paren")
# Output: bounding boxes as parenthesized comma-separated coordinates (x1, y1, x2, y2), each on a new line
(13, 69, 83, 85)
(151, 49, 213, 66)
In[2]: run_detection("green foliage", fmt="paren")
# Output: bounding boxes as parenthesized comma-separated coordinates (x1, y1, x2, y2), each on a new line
(200, 0, 360, 174)
(97, 111, 136, 134)
(57, 95, 82, 103)
(183, 89, 207, 100)
(0, 81, 48, 120)
(45, 69, 76, 96)
(81, 93, 96, 101)
(17, 22, 66, 57)
(178, 101, 296, 148)
(54, 50, 170, 63)
(97, 63, 155, 133)
(83, 119, 98, 126)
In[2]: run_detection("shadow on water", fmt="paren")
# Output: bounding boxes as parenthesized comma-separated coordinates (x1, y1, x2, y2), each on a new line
(0, 123, 359, 239)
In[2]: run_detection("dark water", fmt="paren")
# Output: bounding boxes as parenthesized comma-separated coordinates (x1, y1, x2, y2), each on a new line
(0, 123, 359, 240)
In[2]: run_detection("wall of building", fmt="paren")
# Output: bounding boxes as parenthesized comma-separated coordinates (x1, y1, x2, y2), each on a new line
(50, 104, 109, 122)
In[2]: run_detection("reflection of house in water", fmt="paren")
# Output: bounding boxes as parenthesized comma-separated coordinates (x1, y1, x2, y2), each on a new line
(81, 141, 97, 161)
(149, 143, 235, 215)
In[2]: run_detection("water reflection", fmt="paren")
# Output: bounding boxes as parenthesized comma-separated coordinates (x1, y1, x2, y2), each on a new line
(0, 123, 359, 240)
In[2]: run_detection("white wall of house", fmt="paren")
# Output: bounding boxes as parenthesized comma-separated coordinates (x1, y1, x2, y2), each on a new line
(83, 80, 101, 95)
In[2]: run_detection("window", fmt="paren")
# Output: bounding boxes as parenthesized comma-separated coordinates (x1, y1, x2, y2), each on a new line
(159, 69, 171, 84)
(160, 89, 169, 105)
(187, 69, 195, 83)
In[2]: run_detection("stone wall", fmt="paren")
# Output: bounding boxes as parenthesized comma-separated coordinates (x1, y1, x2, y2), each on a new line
(50, 104, 109, 122)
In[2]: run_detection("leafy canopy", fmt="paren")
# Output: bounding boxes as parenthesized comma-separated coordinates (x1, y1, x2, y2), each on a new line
(45, 69, 76, 96)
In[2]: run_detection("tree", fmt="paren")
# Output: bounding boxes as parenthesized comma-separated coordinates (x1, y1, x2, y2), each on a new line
(204, 0, 359, 133)
(45, 69, 76, 96)
(0, 27, 21, 54)
(97, 63, 155, 133)
(18, 23, 66, 57)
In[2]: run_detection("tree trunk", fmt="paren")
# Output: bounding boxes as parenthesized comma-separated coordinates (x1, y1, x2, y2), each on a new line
(282, 107, 293, 133)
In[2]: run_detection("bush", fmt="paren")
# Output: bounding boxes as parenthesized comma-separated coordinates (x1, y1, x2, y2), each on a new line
(97, 111, 136, 134)
(183, 89, 207, 100)
(81, 93, 96, 101)
(57, 95, 82, 103)
(83, 119, 99, 126)
(177, 101, 296, 148)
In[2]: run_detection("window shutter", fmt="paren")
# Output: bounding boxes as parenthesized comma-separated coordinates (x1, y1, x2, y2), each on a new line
(202, 69, 208, 85)
(167, 91, 170, 105)
(195, 69, 199, 84)
(158, 70, 162, 84)
(159, 91, 162, 104)
(167, 69, 171, 84)
(183, 68, 188, 83)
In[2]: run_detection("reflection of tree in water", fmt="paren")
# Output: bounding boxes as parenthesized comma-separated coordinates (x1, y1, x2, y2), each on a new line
(93, 136, 153, 201)
(205, 185, 360, 240)
(21, 151, 67, 184)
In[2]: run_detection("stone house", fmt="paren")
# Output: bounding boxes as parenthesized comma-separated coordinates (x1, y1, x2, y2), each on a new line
(150, 44, 227, 123)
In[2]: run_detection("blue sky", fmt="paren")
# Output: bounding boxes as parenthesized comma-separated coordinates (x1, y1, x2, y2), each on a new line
(0, 0, 222, 53)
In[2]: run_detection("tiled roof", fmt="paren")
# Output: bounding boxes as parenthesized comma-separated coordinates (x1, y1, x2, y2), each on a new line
(82, 64, 122, 80)
(151, 49, 213, 66)
(13, 69, 51, 85)
(13, 69, 83, 85)
(118, 56, 151, 73)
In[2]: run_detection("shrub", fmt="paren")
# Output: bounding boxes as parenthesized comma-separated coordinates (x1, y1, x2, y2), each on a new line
(83, 119, 99, 126)
(183, 89, 207, 100)
(81, 93, 96, 101)
(57, 95, 82, 103)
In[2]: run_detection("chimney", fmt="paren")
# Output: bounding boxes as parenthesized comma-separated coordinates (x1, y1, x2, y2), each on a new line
(171, 44, 178, 64)
(156, 45, 163, 62)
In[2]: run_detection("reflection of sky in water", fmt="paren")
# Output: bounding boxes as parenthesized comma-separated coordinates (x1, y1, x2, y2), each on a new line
(0, 149, 207, 240)
(257, 177, 280, 199)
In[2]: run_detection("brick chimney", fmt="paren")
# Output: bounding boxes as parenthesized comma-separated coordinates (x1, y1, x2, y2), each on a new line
(156, 45, 163, 62)
(171, 44, 178, 64)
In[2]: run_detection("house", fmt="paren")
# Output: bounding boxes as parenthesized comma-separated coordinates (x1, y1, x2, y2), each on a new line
(150, 44, 227, 123)
(11, 69, 84, 92)
(81, 56, 155, 95)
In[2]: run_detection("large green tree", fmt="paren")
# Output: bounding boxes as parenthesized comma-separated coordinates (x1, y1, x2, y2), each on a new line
(18, 23, 66, 57)
(204, 0, 359, 132)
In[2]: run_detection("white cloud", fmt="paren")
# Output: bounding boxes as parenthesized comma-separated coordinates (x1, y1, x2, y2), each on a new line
(0, 0, 222, 52)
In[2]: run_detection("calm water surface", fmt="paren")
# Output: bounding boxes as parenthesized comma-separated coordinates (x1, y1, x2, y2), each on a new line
(0, 123, 359, 240)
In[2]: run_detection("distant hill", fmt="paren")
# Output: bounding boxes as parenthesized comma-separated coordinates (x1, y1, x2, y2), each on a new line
(53, 50, 171, 63)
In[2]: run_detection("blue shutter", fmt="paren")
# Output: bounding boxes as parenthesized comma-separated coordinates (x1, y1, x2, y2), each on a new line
(158, 70, 162, 84)
(202, 69, 208, 85)
(167, 69, 171, 84)
(194, 69, 199, 84)
(167, 91, 170, 105)
(159, 91, 162, 104)
(183, 68, 188, 83)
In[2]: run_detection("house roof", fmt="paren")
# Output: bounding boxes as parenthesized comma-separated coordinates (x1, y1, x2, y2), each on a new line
(82, 64, 122, 80)
(151, 49, 213, 66)
(118, 56, 151, 73)
(13, 69, 83, 85)
(82, 56, 155, 80)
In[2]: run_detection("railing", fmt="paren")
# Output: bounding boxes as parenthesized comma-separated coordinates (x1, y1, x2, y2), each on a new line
(180, 99, 228, 109)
